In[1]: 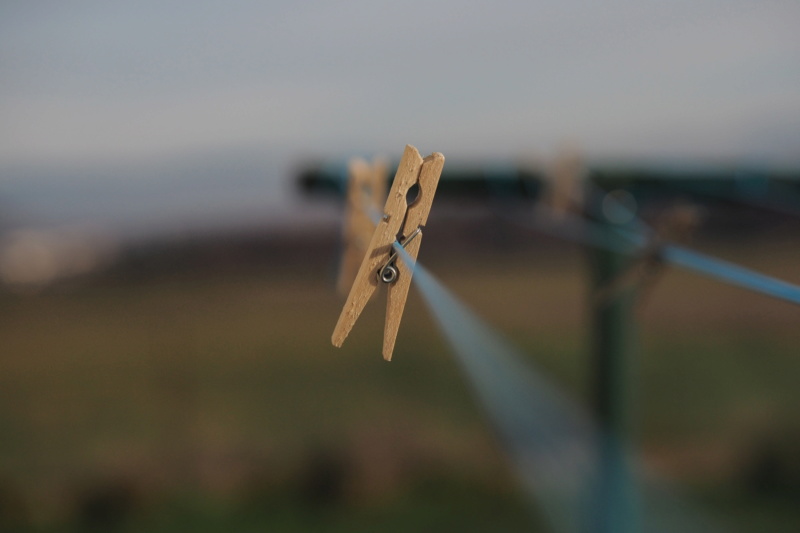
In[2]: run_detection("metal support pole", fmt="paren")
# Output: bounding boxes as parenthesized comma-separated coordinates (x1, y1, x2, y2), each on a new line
(586, 204, 639, 533)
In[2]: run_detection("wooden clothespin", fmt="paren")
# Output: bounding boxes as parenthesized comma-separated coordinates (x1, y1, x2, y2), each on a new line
(332, 145, 445, 361)
(336, 156, 388, 295)
(546, 144, 585, 217)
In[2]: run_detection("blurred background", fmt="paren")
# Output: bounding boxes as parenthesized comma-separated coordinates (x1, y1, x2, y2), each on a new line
(1, 2, 799, 531)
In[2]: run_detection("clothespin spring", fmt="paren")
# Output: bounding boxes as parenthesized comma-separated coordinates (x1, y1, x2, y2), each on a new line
(377, 227, 423, 284)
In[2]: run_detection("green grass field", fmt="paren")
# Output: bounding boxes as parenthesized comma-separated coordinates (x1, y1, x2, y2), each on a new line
(0, 235, 798, 531)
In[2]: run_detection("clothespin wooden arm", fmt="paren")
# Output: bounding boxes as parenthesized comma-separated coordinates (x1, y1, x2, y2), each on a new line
(383, 153, 444, 359)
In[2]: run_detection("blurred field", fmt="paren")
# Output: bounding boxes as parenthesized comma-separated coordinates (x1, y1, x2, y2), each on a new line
(0, 230, 798, 531)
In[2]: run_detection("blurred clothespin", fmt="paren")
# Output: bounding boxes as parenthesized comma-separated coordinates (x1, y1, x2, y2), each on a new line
(336, 156, 388, 295)
(545, 144, 585, 217)
(332, 145, 445, 361)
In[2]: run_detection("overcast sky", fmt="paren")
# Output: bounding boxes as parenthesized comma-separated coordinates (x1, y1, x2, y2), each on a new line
(1, 1, 799, 231)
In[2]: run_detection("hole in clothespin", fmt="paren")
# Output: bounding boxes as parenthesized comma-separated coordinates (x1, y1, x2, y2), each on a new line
(405, 183, 420, 205)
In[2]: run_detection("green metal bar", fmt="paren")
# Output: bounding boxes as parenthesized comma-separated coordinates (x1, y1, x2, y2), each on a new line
(587, 216, 640, 533)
